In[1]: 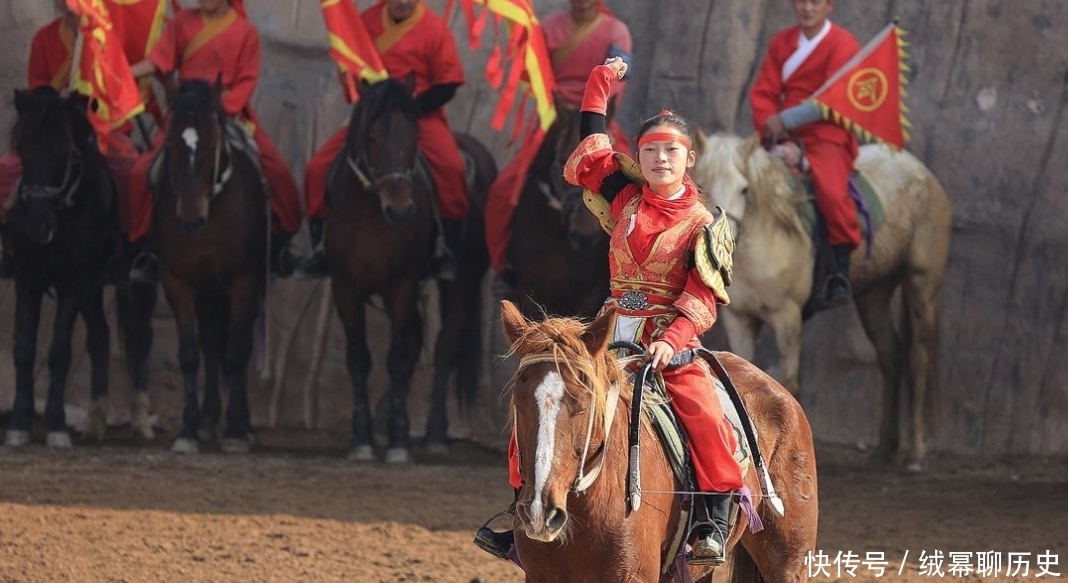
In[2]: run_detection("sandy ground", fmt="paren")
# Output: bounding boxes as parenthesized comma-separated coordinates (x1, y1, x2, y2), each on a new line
(0, 429, 1066, 583)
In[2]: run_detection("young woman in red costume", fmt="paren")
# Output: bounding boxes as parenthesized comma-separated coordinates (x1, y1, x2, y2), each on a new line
(475, 57, 742, 566)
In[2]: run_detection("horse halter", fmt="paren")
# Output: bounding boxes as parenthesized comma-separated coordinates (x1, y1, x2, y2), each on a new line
(19, 148, 84, 209)
(345, 150, 413, 192)
(515, 352, 622, 493)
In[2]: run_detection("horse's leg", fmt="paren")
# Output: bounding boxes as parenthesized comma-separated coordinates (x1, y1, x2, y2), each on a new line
(333, 280, 374, 461)
(5, 280, 45, 446)
(381, 278, 423, 463)
(426, 279, 462, 454)
(220, 274, 260, 454)
(42, 287, 82, 447)
(901, 269, 943, 472)
(194, 292, 227, 444)
(720, 309, 761, 363)
(162, 274, 202, 453)
(766, 304, 803, 397)
(854, 284, 904, 467)
(118, 282, 157, 439)
(80, 286, 111, 442)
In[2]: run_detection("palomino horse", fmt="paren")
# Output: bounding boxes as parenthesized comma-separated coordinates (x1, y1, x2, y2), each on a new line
(324, 76, 495, 461)
(3, 87, 118, 446)
(692, 132, 952, 470)
(149, 79, 268, 453)
(501, 300, 818, 583)
(507, 104, 610, 318)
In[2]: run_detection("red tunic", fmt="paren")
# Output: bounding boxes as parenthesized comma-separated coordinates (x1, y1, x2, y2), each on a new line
(750, 23, 861, 247)
(127, 8, 302, 241)
(506, 133, 744, 493)
(304, 2, 469, 221)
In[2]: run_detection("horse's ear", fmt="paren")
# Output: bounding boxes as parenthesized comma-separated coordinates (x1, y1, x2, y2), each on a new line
(693, 127, 709, 156)
(581, 307, 615, 356)
(500, 300, 529, 346)
(743, 132, 762, 155)
(403, 71, 417, 96)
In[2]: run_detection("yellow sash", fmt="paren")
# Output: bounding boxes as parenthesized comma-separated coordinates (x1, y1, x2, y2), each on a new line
(551, 13, 603, 71)
(374, 3, 425, 55)
(184, 9, 237, 63)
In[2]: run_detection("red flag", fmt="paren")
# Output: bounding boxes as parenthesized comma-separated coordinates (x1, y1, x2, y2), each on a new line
(319, 0, 389, 102)
(810, 24, 910, 148)
(104, 0, 169, 123)
(448, 0, 556, 136)
(67, 0, 145, 148)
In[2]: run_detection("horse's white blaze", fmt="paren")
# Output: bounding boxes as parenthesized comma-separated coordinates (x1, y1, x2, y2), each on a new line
(531, 370, 565, 522)
(181, 127, 199, 153)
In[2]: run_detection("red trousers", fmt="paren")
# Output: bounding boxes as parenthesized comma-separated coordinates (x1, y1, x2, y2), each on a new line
(0, 132, 137, 231)
(508, 357, 744, 493)
(127, 124, 302, 242)
(803, 136, 860, 248)
(485, 120, 630, 272)
(304, 112, 469, 221)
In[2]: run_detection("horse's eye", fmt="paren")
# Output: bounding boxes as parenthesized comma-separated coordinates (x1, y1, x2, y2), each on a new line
(741, 186, 750, 197)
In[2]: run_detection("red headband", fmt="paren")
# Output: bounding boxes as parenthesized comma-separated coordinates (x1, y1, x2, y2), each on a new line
(637, 130, 692, 149)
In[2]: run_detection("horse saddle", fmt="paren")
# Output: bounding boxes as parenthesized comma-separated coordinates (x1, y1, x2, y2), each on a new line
(148, 120, 267, 196)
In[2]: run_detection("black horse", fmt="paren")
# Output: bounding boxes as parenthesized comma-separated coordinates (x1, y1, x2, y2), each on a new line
(507, 104, 611, 318)
(324, 76, 495, 461)
(146, 78, 268, 453)
(3, 87, 118, 447)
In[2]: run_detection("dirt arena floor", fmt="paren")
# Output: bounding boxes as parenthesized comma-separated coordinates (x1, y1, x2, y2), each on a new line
(0, 429, 1065, 583)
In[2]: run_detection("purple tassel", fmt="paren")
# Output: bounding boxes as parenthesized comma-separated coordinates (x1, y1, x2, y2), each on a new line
(737, 485, 764, 533)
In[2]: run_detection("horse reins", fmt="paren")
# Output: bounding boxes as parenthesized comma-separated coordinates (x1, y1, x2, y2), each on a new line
(345, 152, 413, 192)
(19, 149, 84, 209)
(515, 352, 622, 494)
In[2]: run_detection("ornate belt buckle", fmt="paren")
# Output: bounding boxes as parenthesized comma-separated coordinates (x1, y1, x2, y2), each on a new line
(619, 290, 649, 311)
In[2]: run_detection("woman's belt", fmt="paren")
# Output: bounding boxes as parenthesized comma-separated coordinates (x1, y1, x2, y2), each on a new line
(609, 288, 678, 317)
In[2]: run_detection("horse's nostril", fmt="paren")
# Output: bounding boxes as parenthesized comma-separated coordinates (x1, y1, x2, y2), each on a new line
(545, 507, 567, 531)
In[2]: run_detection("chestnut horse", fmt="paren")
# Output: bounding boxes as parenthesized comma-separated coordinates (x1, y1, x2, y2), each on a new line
(150, 79, 268, 454)
(324, 77, 495, 462)
(501, 300, 818, 583)
(692, 132, 952, 471)
(507, 104, 610, 318)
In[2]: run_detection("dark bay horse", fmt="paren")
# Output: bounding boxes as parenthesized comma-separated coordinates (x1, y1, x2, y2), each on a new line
(693, 132, 952, 470)
(3, 87, 117, 447)
(507, 104, 610, 318)
(149, 79, 268, 454)
(324, 77, 495, 462)
(500, 300, 818, 583)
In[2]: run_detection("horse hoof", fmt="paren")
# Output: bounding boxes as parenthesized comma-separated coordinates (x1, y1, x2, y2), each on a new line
(197, 428, 216, 443)
(347, 445, 375, 462)
(426, 442, 449, 456)
(385, 447, 411, 464)
(46, 432, 73, 448)
(131, 394, 155, 440)
(221, 438, 251, 455)
(4, 430, 31, 447)
(906, 460, 926, 473)
(172, 438, 199, 454)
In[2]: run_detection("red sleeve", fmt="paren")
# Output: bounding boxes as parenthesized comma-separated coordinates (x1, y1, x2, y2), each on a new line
(750, 35, 785, 137)
(147, 16, 180, 76)
(660, 269, 719, 351)
(429, 21, 464, 86)
(563, 134, 622, 191)
(27, 27, 54, 89)
(221, 25, 260, 116)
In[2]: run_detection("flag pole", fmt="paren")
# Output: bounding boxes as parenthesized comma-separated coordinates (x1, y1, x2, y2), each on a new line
(69, 28, 85, 93)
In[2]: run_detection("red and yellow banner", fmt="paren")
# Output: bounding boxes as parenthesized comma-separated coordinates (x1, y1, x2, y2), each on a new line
(319, 0, 389, 103)
(448, 0, 556, 137)
(810, 24, 910, 148)
(67, 0, 145, 146)
(103, 0, 169, 123)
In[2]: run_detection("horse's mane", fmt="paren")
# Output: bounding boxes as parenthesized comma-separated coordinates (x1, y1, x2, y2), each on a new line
(10, 87, 80, 159)
(345, 79, 420, 155)
(507, 315, 628, 421)
(170, 79, 224, 133)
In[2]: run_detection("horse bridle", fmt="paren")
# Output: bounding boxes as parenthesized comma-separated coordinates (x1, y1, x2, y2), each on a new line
(171, 123, 233, 199)
(19, 148, 84, 209)
(514, 352, 622, 494)
(345, 151, 414, 192)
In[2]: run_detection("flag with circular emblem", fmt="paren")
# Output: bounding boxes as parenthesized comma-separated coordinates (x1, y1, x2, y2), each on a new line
(810, 23, 910, 149)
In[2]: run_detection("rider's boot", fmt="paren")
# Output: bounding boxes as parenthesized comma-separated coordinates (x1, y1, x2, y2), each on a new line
(294, 217, 328, 279)
(822, 243, 853, 307)
(473, 488, 519, 560)
(429, 219, 462, 281)
(270, 231, 299, 278)
(691, 492, 732, 565)
(0, 221, 14, 280)
(129, 237, 159, 285)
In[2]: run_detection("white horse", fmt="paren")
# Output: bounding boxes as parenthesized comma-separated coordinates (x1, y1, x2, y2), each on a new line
(693, 131, 952, 471)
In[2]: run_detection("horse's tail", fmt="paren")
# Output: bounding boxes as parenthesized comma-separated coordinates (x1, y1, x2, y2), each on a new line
(727, 544, 764, 583)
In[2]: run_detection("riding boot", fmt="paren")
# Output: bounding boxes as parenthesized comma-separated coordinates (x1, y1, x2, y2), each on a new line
(0, 221, 14, 280)
(270, 232, 298, 278)
(430, 219, 462, 282)
(129, 237, 159, 285)
(822, 244, 853, 307)
(473, 488, 519, 561)
(691, 493, 732, 565)
(294, 217, 328, 279)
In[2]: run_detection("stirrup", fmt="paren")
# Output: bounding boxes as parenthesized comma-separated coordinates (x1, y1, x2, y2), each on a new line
(473, 527, 514, 561)
(689, 530, 726, 566)
(129, 251, 159, 285)
(430, 251, 457, 282)
(293, 249, 329, 279)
